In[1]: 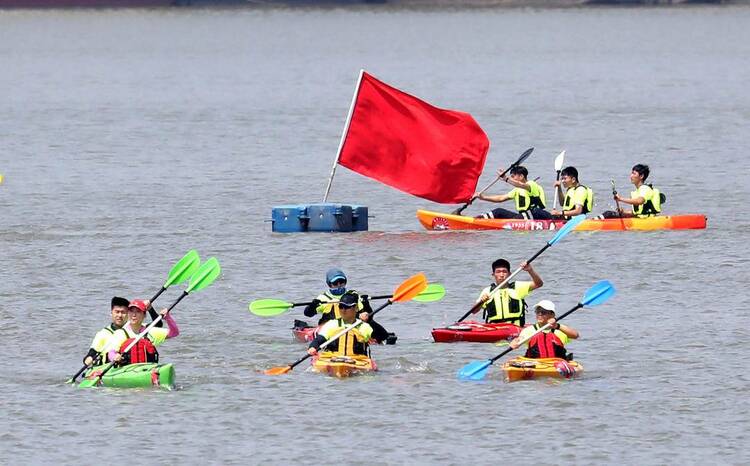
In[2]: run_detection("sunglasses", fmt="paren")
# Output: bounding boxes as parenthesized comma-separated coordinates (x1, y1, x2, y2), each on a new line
(330, 279, 346, 286)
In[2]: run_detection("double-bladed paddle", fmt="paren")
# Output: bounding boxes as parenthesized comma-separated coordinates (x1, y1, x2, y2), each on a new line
(457, 280, 615, 381)
(78, 257, 221, 388)
(456, 214, 587, 323)
(551, 150, 566, 210)
(451, 147, 534, 216)
(264, 273, 428, 376)
(249, 283, 446, 317)
(66, 250, 201, 384)
(611, 180, 626, 230)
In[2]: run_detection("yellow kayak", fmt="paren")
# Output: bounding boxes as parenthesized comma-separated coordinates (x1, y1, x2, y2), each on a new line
(502, 357, 583, 382)
(312, 353, 377, 378)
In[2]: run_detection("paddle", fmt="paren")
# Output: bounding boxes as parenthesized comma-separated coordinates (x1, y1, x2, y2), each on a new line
(551, 150, 566, 210)
(79, 257, 221, 388)
(264, 273, 428, 375)
(66, 250, 201, 384)
(456, 214, 587, 323)
(249, 283, 445, 317)
(457, 280, 615, 381)
(451, 147, 534, 216)
(611, 180, 626, 229)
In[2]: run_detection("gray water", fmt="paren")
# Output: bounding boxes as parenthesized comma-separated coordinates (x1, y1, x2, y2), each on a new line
(1, 5, 749, 464)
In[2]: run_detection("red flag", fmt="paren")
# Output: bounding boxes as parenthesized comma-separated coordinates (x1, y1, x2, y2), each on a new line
(337, 72, 490, 204)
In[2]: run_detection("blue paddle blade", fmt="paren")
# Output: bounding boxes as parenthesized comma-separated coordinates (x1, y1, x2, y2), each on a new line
(547, 214, 586, 246)
(581, 280, 616, 306)
(457, 359, 492, 381)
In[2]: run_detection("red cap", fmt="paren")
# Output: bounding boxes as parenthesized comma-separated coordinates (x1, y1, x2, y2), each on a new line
(128, 299, 148, 313)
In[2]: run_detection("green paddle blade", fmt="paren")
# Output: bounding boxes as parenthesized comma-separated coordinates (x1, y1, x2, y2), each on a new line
(187, 257, 221, 293)
(548, 214, 586, 246)
(249, 299, 294, 317)
(164, 250, 201, 288)
(413, 283, 446, 303)
(581, 280, 615, 306)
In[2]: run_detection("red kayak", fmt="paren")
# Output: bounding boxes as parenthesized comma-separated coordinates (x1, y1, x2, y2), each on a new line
(292, 323, 318, 343)
(292, 320, 392, 344)
(431, 321, 522, 343)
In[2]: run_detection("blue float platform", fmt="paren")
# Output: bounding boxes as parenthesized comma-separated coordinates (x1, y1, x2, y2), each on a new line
(271, 203, 369, 233)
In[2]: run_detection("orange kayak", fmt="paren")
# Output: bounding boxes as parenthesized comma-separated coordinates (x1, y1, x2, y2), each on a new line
(417, 209, 707, 232)
(311, 353, 377, 378)
(502, 356, 583, 382)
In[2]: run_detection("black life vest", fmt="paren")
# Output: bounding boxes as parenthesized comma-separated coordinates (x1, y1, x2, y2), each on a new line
(120, 338, 159, 365)
(525, 326, 567, 359)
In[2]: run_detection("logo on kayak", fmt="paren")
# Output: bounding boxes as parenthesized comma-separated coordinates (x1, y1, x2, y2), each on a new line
(502, 221, 560, 231)
(431, 217, 450, 230)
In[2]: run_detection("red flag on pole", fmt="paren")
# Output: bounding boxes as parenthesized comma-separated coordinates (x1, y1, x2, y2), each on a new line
(335, 71, 490, 204)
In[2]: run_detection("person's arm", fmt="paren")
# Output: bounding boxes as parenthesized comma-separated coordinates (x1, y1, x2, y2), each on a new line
(307, 334, 327, 355)
(476, 193, 511, 203)
(368, 320, 389, 343)
(549, 319, 579, 339)
(83, 348, 99, 366)
(522, 262, 543, 291)
(303, 299, 321, 318)
(162, 311, 180, 338)
(148, 304, 164, 328)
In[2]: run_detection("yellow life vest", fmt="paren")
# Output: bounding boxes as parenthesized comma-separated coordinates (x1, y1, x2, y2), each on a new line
(632, 184, 663, 217)
(563, 185, 594, 214)
(89, 324, 118, 363)
(319, 318, 373, 356)
(513, 180, 547, 212)
(315, 290, 365, 321)
(481, 282, 529, 326)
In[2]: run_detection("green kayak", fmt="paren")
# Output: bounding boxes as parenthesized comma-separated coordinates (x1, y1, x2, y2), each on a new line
(80, 363, 175, 389)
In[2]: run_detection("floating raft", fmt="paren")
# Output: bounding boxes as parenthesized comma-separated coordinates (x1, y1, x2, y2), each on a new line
(417, 209, 707, 232)
(272, 203, 368, 232)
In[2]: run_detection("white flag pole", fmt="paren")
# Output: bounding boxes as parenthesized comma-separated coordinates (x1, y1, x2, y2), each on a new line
(323, 69, 365, 202)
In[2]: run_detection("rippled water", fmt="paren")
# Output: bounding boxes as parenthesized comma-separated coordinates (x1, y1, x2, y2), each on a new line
(1, 5, 749, 464)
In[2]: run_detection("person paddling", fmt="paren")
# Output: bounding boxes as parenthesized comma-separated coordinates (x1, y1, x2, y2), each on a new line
(106, 299, 179, 366)
(82, 297, 129, 367)
(302, 268, 396, 344)
(598, 164, 664, 219)
(475, 166, 552, 220)
(307, 291, 384, 358)
(550, 166, 594, 219)
(509, 300, 579, 359)
(475, 259, 543, 326)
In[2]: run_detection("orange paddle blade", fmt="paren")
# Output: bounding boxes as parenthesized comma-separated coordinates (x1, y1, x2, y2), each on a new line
(391, 273, 428, 303)
(264, 366, 292, 376)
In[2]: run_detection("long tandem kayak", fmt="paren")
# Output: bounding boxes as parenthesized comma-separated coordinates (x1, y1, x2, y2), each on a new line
(432, 321, 521, 343)
(417, 209, 707, 232)
(80, 363, 175, 389)
(502, 357, 583, 382)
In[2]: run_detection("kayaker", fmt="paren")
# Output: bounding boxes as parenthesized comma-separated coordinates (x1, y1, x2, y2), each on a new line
(598, 164, 664, 219)
(550, 166, 594, 219)
(303, 268, 396, 344)
(474, 166, 552, 220)
(106, 299, 179, 366)
(82, 296, 129, 367)
(509, 300, 578, 359)
(307, 291, 384, 357)
(476, 259, 543, 326)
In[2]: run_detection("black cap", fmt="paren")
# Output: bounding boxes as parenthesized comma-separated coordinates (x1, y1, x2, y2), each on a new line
(339, 291, 359, 308)
(111, 296, 130, 309)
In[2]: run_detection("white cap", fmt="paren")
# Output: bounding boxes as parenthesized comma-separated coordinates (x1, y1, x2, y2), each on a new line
(534, 300, 556, 313)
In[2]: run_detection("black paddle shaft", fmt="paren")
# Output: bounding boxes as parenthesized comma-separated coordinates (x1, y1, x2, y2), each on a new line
(456, 243, 551, 323)
(452, 147, 534, 216)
